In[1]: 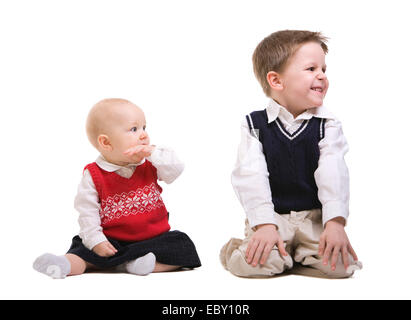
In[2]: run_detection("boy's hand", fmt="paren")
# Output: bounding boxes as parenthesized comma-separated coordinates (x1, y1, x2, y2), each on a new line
(123, 145, 155, 163)
(319, 217, 358, 271)
(246, 224, 287, 267)
(92, 241, 118, 257)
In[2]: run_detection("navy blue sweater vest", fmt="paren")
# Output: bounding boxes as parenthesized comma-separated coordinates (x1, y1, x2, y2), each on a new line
(246, 110, 326, 214)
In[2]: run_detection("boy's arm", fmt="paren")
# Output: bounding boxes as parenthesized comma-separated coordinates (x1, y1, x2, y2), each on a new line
(314, 119, 360, 270)
(232, 119, 287, 266)
(314, 118, 350, 226)
(74, 169, 108, 250)
(231, 119, 279, 229)
(147, 146, 185, 184)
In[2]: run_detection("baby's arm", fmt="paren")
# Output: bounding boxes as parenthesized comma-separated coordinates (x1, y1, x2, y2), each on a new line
(75, 170, 116, 256)
(314, 119, 358, 269)
(147, 146, 185, 184)
(123, 145, 184, 183)
(232, 119, 286, 266)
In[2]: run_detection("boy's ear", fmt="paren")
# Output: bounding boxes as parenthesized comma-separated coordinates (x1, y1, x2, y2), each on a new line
(97, 134, 112, 151)
(266, 71, 283, 91)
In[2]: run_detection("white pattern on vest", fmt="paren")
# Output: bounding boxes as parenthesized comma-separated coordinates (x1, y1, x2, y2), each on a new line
(100, 183, 165, 224)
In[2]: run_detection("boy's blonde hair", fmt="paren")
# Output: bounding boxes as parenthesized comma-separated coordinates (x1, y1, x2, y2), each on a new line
(252, 30, 328, 96)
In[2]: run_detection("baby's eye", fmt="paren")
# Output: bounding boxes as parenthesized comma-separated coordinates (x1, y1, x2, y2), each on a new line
(130, 127, 137, 132)
(143, 125, 146, 131)
(307, 67, 315, 71)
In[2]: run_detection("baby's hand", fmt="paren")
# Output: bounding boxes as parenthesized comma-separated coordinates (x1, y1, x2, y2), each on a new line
(246, 224, 287, 267)
(92, 241, 118, 257)
(319, 217, 358, 271)
(123, 145, 155, 163)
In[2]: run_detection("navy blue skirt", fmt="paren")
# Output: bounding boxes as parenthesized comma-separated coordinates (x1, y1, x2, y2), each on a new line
(67, 230, 201, 269)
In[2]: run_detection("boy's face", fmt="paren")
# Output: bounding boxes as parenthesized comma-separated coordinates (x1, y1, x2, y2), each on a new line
(276, 41, 328, 115)
(104, 103, 149, 163)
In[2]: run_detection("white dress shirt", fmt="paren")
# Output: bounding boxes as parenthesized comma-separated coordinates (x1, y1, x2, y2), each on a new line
(231, 99, 350, 229)
(74, 146, 184, 250)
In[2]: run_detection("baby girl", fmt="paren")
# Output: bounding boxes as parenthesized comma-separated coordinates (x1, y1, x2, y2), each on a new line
(33, 98, 201, 278)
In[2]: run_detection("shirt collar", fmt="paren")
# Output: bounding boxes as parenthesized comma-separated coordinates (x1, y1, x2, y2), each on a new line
(95, 155, 145, 172)
(266, 99, 335, 123)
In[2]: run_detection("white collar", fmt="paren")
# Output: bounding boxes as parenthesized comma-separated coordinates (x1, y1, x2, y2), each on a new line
(266, 99, 335, 123)
(95, 155, 145, 172)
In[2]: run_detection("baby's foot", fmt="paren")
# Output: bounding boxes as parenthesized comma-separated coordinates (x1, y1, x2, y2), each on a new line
(33, 253, 71, 279)
(125, 252, 156, 276)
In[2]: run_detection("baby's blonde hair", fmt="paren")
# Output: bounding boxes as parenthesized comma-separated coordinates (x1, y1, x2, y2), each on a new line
(86, 98, 133, 149)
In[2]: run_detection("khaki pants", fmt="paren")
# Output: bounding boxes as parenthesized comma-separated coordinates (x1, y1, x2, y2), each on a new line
(220, 209, 362, 279)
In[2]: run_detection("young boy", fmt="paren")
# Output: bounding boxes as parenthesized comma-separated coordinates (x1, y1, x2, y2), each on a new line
(33, 98, 201, 278)
(220, 30, 362, 278)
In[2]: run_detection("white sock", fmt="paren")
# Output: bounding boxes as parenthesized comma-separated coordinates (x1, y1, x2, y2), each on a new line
(124, 252, 156, 276)
(33, 253, 71, 279)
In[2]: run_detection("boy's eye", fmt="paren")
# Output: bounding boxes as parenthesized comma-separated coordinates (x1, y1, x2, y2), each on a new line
(307, 67, 315, 71)
(143, 125, 146, 131)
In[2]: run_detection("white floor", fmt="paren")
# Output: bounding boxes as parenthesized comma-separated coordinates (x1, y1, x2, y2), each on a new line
(2, 244, 407, 300)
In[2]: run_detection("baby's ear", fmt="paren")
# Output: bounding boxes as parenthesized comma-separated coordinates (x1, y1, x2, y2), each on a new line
(97, 134, 112, 151)
(266, 71, 283, 91)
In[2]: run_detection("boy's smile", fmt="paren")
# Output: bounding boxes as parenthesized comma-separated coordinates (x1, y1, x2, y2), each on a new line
(270, 41, 329, 117)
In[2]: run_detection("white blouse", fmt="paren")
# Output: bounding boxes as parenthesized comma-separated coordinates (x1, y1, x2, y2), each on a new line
(74, 146, 184, 250)
(231, 99, 350, 229)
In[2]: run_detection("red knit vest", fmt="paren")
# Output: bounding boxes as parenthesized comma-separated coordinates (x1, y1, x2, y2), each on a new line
(85, 160, 170, 242)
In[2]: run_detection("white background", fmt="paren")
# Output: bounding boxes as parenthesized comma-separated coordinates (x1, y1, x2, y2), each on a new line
(1, 0, 410, 300)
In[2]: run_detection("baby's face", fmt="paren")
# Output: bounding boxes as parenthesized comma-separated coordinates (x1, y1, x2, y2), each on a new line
(279, 41, 329, 114)
(105, 103, 149, 163)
